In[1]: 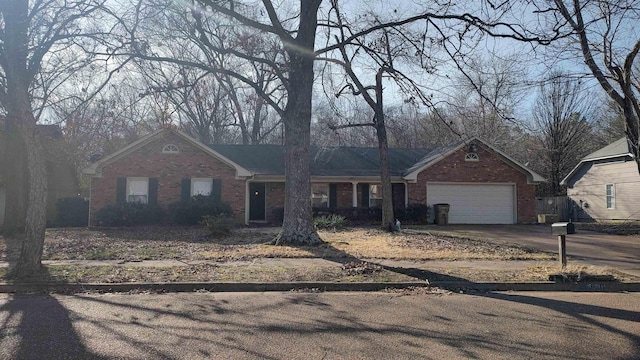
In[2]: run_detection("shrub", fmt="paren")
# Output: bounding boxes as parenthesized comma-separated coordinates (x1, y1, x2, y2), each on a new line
(398, 203, 431, 224)
(170, 195, 233, 225)
(54, 196, 89, 227)
(201, 214, 234, 237)
(93, 203, 165, 227)
(314, 214, 348, 230)
(313, 207, 381, 225)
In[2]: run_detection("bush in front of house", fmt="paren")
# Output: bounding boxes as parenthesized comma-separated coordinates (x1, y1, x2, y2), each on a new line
(93, 203, 165, 226)
(314, 207, 382, 225)
(54, 196, 89, 227)
(201, 214, 234, 237)
(170, 195, 233, 225)
(313, 213, 348, 230)
(396, 203, 431, 224)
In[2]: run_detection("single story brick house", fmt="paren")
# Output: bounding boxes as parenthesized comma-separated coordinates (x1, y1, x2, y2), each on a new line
(83, 128, 544, 225)
(562, 137, 640, 222)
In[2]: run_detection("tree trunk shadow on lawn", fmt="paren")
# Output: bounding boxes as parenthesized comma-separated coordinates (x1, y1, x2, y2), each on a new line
(0, 293, 108, 359)
(305, 240, 472, 283)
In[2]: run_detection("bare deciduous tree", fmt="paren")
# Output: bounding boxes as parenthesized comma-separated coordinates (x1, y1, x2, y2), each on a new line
(0, 0, 121, 277)
(538, 0, 640, 172)
(532, 72, 596, 195)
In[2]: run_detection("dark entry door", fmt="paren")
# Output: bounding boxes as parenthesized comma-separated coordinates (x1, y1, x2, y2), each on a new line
(392, 183, 405, 210)
(249, 182, 266, 221)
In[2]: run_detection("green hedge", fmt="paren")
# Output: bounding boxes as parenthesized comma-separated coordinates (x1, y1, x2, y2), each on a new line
(54, 196, 89, 227)
(169, 195, 233, 225)
(93, 203, 165, 227)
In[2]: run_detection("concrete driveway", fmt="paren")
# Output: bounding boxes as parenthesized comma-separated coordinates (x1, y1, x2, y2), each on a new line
(428, 224, 640, 276)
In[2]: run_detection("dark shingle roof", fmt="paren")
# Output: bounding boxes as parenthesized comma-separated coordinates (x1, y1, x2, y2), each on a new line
(209, 144, 434, 177)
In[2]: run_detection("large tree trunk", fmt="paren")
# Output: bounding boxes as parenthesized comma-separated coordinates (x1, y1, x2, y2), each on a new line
(13, 121, 48, 277)
(374, 69, 395, 231)
(273, 0, 322, 246)
(2, 0, 49, 277)
(2, 120, 28, 235)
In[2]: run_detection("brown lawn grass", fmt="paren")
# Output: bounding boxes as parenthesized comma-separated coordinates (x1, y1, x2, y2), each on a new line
(0, 226, 555, 262)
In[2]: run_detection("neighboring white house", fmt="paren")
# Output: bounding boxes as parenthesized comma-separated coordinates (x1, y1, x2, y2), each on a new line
(562, 137, 640, 222)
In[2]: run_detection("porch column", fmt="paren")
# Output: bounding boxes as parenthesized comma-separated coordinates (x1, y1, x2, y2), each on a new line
(352, 182, 358, 207)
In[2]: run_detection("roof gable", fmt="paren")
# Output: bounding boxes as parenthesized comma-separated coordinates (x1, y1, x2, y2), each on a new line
(403, 137, 545, 183)
(582, 137, 632, 161)
(562, 137, 634, 185)
(82, 128, 251, 177)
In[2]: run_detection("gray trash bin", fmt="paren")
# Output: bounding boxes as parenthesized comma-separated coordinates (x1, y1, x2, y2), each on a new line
(434, 204, 450, 225)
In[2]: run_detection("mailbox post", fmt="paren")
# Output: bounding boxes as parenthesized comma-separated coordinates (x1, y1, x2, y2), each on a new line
(551, 222, 575, 268)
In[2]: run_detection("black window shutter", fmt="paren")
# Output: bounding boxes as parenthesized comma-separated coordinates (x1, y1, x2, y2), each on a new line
(148, 178, 158, 206)
(329, 184, 337, 208)
(116, 177, 126, 204)
(181, 178, 191, 203)
(360, 183, 369, 207)
(212, 179, 222, 203)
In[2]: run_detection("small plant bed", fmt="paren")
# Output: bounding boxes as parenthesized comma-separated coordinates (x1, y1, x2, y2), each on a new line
(541, 264, 633, 282)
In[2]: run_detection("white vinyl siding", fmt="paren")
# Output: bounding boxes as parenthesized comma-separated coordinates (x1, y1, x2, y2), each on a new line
(427, 183, 516, 224)
(127, 178, 149, 204)
(567, 161, 640, 221)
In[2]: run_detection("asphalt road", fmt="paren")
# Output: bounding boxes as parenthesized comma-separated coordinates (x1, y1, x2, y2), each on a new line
(438, 225, 640, 276)
(1, 291, 638, 359)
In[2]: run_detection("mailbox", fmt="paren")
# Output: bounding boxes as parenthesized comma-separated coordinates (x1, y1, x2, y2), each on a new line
(551, 222, 575, 235)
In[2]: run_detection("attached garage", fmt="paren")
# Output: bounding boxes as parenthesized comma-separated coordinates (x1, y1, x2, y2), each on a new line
(427, 183, 516, 224)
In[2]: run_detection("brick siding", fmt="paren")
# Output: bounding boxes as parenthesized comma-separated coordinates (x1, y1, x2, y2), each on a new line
(407, 144, 536, 223)
(89, 131, 246, 225)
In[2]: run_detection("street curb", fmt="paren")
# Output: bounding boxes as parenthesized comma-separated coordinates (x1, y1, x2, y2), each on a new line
(0, 281, 638, 294)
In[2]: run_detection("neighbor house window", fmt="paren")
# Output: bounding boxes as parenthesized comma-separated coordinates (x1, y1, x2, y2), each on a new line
(606, 184, 615, 209)
(162, 144, 179, 153)
(127, 177, 149, 203)
(369, 184, 383, 208)
(311, 183, 329, 208)
(191, 178, 213, 196)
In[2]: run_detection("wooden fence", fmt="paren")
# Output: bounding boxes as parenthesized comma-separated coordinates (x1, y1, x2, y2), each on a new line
(536, 196, 569, 222)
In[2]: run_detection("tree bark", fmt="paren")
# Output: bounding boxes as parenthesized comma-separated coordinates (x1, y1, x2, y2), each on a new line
(2, 0, 49, 277)
(2, 120, 28, 235)
(13, 122, 48, 276)
(374, 69, 396, 231)
(273, 0, 322, 246)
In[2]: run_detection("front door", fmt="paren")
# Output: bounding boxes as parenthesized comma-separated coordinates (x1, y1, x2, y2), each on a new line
(249, 182, 266, 221)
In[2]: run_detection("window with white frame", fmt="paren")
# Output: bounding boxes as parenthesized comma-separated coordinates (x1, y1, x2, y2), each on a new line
(369, 184, 383, 208)
(127, 178, 149, 204)
(311, 183, 329, 208)
(606, 184, 615, 209)
(192, 178, 213, 196)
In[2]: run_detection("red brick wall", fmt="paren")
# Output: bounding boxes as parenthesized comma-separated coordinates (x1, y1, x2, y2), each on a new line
(265, 182, 285, 223)
(407, 144, 536, 223)
(89, 131, 246, 224)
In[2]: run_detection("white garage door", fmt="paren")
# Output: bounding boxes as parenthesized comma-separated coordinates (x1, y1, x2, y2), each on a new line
(427, 183, 516, 224)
